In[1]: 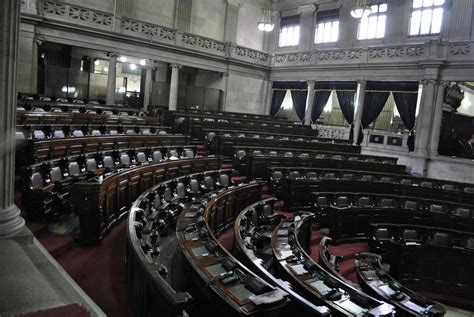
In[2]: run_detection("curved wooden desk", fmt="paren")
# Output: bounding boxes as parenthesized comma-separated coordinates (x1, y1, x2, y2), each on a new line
(71, 157, 220, 243)
(127, 168, 234, 316)
(271, 214, 395, 316)
(234, 198, 331, 316)
(177, 182, 290, 316)
(355, 252, 446, 316)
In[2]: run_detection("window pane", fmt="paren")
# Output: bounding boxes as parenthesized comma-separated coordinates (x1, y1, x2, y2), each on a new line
(367, 16, 378, 39)
(379, 3, 387, 12)
(433, 0, 444, 5)
(323, 22, 331, 42)
(280, 28, 287, 46)
(371, 5, 378, 13)
(331, 21, 339, 42)
(292, 25, 300, 46)
(431, 8, 443, 33)
(359, 17, 368, 40)
(420, 9, 432, 34)
(376, 15, 386, 38)
(413, 0, 423, 8)
(409, 10, 422, 35)
(423, 0, 433, 6)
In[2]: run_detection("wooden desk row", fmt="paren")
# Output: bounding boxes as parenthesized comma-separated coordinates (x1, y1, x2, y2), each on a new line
(268, 167, 474, 199)
(210, 134, 358, 158)
(17, 110, 161, 126)
(283, 179, 472, 211)
(19, 134, 186, 165)
(71, 157, 220, 243)
(242, 156, 405, 187)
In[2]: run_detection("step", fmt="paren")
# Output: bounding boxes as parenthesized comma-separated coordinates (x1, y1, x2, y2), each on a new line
(26, 223, 49, 239)
(20, 304, 90, 317)
(37, 232, 75, 259)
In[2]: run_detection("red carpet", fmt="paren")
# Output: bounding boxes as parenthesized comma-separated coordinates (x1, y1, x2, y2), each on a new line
(57, 220, 130, 317)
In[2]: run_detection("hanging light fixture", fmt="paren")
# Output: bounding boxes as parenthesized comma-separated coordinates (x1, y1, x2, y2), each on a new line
(257, 9, 274, 32)
(351, 0, 371, 19)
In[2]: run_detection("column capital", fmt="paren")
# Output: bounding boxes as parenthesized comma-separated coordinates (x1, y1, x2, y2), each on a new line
(420, 79, 437, 85)
(169, 63, 182, 69)
(357, 80, 366, 84)
(307, 80, 315, 84)
(299, 4, 317, 14)
(106, 52, 119, 58)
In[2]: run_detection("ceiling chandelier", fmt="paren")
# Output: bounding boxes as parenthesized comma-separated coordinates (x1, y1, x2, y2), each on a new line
(350, 0, 371, 19)
(257, 9, 275, 32)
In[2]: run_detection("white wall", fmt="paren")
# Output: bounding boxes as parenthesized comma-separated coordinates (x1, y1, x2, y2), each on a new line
(236, 3, 265, 50)
(190, 0, 226, 40)
(225, 73, 267, 114)
(131, 0, 176, 28)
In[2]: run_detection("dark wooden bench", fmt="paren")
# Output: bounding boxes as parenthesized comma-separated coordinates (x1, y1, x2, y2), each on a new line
(311, 191, 474, 242)
(21, 145, 201, 222)
(368, 223, 474, 306)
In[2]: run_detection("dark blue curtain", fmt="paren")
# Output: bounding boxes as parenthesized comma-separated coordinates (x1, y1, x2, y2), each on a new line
(270, 90, 286, 115)
(361, 91, 390, 128)
(311, 91, 331, 122)
(291, 90, 308, 121)
(336, 91, 356, 124)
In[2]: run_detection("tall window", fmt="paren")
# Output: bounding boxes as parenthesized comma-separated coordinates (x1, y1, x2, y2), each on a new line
(315, 10, 339, 44)
(409, 0, 444, 36)
(358, 3, 387, 40)
(279, 16, 300, 47)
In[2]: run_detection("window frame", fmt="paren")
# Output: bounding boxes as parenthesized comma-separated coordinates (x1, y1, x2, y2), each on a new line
(408, 0, 445, 37)
(279, 15, 301, 48)
(357, 3, 388, 41)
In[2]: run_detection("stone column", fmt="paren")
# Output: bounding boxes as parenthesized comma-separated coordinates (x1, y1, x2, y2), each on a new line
(414, 79, 436, 156)
(30, 39, 40, 94)
(263, 79, 273, 115)
(142, 63, 153, 112)
(428, 81, 447, 157)
(353, 80, 366, 145)
(0, 0, 25, 237)
(168, 63, 181, 111)
(105, 53, 117, 105)
(298, 4, 316, 51)
(303, 80, 315, 125)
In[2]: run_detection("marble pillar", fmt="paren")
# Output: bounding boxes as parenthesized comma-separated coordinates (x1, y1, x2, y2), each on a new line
(168, 64, 181, 111)
(353, 81, 366, 145)
(105, 53, 117, 105)
(303, 80, 315, 125)
(142, 63, 153, 112)
(429, 81, 447, 157)
(263, 79, 273, 115)
(414, 79, 436, 156)
(0, 0, 25, 237)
